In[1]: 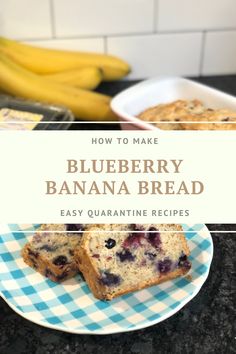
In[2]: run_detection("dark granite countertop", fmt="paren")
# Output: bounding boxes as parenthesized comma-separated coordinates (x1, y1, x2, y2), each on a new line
(1, 76, 236, 354)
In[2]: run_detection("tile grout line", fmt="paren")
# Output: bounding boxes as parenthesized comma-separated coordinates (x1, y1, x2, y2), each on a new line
(199, 31, 206, 76)
(23, 35, 105, 42)
(49, 0, 56, 38)
(104, 36, 107, 54)
(155, 27, 236, 35)
(16, 27, 236, 43)
(153, 0, 159, 33)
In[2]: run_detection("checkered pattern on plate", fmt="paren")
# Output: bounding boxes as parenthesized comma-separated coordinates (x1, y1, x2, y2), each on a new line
(0, 224, 213, 334)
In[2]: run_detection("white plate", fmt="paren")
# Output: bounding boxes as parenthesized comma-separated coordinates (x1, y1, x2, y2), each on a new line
(0, 223, 213, 334)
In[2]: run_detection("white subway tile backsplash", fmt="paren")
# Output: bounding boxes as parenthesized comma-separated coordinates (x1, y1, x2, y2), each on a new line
(107, 33, 202, 79)
(157, 0, 236, 32)
(1, 0, 236, 77)
(202, 31, 236, 75)
(53, 0, 154, 37)
(26, 38, 105, 53)
(0, 0, 52, 39)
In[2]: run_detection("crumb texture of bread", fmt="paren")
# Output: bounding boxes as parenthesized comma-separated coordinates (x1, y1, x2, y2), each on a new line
(137, 99, 236, 130)
(22, 224, 84, 282)
(75, 224, 191, 300)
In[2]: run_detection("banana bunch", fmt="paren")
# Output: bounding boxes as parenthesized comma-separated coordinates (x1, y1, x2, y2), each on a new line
(44, 67, 103, 90)
(0, 37, 131, 120)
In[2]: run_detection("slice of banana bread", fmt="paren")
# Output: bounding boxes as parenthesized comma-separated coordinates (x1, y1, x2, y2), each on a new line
(22, 224, 84, 282)
(75, 224, 191, 300)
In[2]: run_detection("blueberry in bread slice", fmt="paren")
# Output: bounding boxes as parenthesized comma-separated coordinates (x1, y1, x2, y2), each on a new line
(75, 224, 191, 300)
(22, 224, 84, 282)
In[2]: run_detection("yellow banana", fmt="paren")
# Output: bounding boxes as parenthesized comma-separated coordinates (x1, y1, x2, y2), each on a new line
(0, 52, 117, 121)
(44, 67, 103, 90)
(0, 37, 130, 81)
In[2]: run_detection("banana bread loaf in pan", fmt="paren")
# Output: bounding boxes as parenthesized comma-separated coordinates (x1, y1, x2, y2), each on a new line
(138, 99, 236, 130)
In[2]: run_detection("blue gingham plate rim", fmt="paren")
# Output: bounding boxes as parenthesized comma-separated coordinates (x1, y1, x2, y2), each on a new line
(0, 224, 213, 335)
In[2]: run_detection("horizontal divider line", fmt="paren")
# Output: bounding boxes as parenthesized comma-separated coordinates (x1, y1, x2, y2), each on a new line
(1, 121, 236, 124)
(7, 230, 236, 233)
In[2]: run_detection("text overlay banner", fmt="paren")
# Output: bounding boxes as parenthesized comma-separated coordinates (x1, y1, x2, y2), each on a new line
(0, 130, 235, 223)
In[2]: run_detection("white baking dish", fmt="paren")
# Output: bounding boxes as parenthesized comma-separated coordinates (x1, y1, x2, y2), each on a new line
(111, 77, 236, 130)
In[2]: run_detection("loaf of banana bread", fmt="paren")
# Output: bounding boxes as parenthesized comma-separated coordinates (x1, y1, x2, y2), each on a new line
(138, 99, 236, 130)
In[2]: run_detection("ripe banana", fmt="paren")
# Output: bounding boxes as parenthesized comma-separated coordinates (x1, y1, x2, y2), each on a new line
(0, 37, 130, 81)
(44, 67, 103, 90)
(0, 52, 117, 121)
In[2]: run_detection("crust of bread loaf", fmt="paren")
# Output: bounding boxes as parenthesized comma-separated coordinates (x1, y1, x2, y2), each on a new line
(75, 240, 109, 299)
(75, 225, 191, 300)
(22, 243, 77, 282)
(177, 233, 190, 257)
(85, 223, 185, 233)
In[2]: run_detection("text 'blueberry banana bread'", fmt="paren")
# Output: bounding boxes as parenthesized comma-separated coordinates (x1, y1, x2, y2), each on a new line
(75, 224, 191, 300)
(22, 224, 84, 282)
